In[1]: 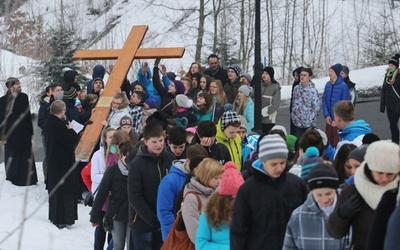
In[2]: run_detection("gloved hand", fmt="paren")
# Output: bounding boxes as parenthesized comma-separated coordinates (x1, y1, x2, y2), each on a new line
(338, 193, 361, 219)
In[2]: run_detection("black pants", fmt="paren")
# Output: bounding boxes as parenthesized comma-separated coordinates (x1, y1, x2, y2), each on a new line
(262, 123, 275, 135)
(387, 109, 400, 144)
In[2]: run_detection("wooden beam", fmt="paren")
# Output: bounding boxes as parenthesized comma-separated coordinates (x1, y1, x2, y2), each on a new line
(73, 47, 185, 60)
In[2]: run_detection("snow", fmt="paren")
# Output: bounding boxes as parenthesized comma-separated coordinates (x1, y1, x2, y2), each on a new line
(0, 162, 94, 250)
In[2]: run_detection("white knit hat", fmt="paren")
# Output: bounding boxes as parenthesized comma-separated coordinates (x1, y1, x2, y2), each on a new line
(258, 134, 289, 162)
(175, 94, 193, 108)
(365, 140, 400, 174)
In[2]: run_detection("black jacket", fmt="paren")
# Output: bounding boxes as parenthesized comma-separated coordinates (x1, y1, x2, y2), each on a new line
(127, 144, 176, 232)
(152, 66, 175, 117)
(230, 163, 307, 250)
(380, 72, 400, 112)
(224, 77, 241, 104)
(204, 66, 228, 87)
(190, 134, 231, 164)
(90, 162, 130, 223)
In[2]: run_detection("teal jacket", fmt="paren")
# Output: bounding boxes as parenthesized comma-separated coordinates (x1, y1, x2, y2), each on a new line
(196, 212, 230, 250)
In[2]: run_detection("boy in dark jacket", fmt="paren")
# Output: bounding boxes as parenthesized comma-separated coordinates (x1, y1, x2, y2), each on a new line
(230, 134, 307, 250)
(127, 122, 175, 249)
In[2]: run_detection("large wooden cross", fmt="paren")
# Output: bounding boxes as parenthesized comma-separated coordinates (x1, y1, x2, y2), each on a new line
(73, 25, 185, 161)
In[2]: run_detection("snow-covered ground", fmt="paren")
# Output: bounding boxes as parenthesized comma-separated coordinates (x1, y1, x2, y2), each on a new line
(0, 162, 94, 250)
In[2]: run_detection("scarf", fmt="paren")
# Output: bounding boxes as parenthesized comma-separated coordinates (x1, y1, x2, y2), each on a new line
(385, 69, 398, 84)
(118, 159, 129, 176)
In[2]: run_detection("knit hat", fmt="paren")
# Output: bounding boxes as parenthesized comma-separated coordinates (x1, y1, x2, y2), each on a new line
(258, 134, 289, 162)
(5, 77, 19, 88)
(362, 133, 380, 144)
(218, 162, 244, 196)
(240, 73, 252, 83)
(341, 65, 350, 77)
(271, 125, 287, 136)
(174, 117, 188, 128)
(166, 72, 176, 81)
(173, 80, 185, 95)
(238, 85, 253, 97)
(228, 64, 241, 77)
(220, 110, 241, 131)
(146, 111, 168, 130)
(347, 144, 369, 163)
(92, 77, 104, 87)
(292, 67, 304, 77)
(365, 140, 400, 174)
(286, 135, 297, 151)
(145, 98, 157, 109)
(186, 127, 196, 134)
(262, 66, 275, 80)
(388, 54, 400, 68)
(120, 115, 133, 127)
(330, 63, 343, 77)
(64, 86, 77, 100)
(191, 73, 203, 81)
(238, 115, 248, 131)
(307, 163, 339, 191)
(175, 94, 193, 108)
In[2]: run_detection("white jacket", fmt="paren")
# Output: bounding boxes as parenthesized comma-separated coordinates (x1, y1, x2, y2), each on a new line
(90, 147, 106, 197)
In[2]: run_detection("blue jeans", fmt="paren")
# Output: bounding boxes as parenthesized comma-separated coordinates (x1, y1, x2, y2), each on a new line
(111, 220, 129, 250)
(131, 231, 162, 250)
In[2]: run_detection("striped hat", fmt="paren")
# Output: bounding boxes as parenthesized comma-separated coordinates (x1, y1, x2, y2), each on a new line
(258, 134, 288, 162)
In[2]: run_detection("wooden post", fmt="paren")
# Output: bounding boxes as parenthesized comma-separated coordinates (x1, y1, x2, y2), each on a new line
(73, 25, 185, 161)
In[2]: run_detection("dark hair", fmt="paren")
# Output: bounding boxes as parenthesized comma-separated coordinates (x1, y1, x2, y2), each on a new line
(118, 141, 135, 156)
(167, 126, 187, 145)
(196, 92, 213, 114)
(333, 143, 357, 183)
(189, 155, 208, 172)
(186, 144, 208, 161)
(301, 68, 313, 76)
(134, 91, 146, 104)
(200, 75, 212, 92)
(50, 83, 62, 92)
(299, 128, 324, 157)
(208, 54, 219, 61)
(197, 121, 217, 137)
(142, 122, 164, 140)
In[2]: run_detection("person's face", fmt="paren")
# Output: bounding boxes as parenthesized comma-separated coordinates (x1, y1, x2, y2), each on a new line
(371, 171, 397, 186)
(111, 98, 123, 110)
(389, 64, 397, 72)
(168, 82, 176, 94)
(294, 72, 300, 82)
(328, 69, 336, 79)
(208, 57, 219, 70)
(237, 91, 245, 100)
(168, 142, 186, 157)
(130, 93, 140, 104)
(52, 86, 63, 99)
(11, 82, 22, 93)
(182, 80, 191, 92)
(340, 71, 347, 79)
(238, 128, 247, 140)
(200, 77, 207, 90)
(261, 71, 271, 83)
(121, 125, 132, 134)
(144, 136, 165, 155)
(190, 63, 200, 74)
(209, 82, 218, 95)
(79, 91, 87, 100)
(134, 85, 144, 92)
(105, 131, 115, 149)
(346, 158, 361, 176)
(93, 80, 103, 92)
(300, 72, 312, 85)
(262, 158, 286, 178)
(223, 125, 239, 139)
(208, 174, 223, 189)
(240, 77, 250, 85)
(227, 69, 237, 81)
(192, 77, 199, 88)
(196, 96, 206, 106)
(312, 188, 336, 208)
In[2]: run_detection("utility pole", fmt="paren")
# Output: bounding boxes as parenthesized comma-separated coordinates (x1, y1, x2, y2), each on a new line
(254, 0, 262, 132)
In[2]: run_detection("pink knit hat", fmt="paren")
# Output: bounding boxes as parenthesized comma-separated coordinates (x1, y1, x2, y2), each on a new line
(218, 162, 244, 196)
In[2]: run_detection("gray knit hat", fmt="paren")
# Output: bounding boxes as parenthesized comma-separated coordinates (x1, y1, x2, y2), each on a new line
(259, 134, 289, 162)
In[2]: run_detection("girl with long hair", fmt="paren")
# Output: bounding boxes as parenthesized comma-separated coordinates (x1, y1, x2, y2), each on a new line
(233, 85, 254, 134)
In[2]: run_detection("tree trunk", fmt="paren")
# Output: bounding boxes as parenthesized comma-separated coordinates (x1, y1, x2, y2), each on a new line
(195, 0, 205, 62)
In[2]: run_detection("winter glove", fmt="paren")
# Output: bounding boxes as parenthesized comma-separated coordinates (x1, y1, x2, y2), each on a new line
(338, 193, 361, 220)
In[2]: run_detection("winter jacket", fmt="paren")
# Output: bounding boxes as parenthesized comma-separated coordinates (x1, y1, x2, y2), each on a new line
(182, 177, 215, 243)
(335, 120, 372, 156)
(327, 163, 399, 250)
(216, 119, 242, 170)
(291, 82, 320, 128)
(128, 145, 176, 232)
(322, 76, 350, 119)
(343, 77, 357, 106)
(137, 66, 161, 106)
(236, 98, 255, 134)
(205, 66, 228, 88)
(107, 106, 130, 129)
(380, 69, 400, 113)
(90, 147, 106, 197)
(157, 160, 189, 240)
(230, 160, 307, 250)
(384, 186, 400, 250)
(86, 64, 106, 94)
(38, 95, 51, 134)
(153, 66, 175, 117)
(261, 80, 281, 124)
(90, 161, 129, 224)
(289, 147, 325, 180)
(224, 78, 241, 104)
(196, 212, 230, 250)
(283, 192, 345, 250)
(190, 134, 231, 164)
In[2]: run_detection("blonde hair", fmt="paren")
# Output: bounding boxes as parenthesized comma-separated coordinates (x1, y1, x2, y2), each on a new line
(113, 92, 130, 109)
(233, 94, 248, 116)
(209, 80, 226, 108)
(195, 158, 224, 187)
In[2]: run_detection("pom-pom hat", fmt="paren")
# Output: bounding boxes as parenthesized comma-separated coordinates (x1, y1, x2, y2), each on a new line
(218, 161, 244, 196)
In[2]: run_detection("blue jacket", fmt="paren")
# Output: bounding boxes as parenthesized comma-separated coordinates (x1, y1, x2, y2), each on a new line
(196, 212, 230, 250)
(137, 67, 161, 106)
(283, 192, 345, 250)
(335, 120, 371, 157)
(236, 98, 254, 134)
(157, 160, 189, 240)
(322, 76, 350, 119)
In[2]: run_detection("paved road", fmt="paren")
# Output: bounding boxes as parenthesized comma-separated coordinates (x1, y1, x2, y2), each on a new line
(0, 100, 392, 164)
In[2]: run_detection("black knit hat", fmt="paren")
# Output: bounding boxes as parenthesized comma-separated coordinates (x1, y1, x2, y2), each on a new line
(347, 144, 369, 163)
(389, 54, 400, 68)
(263, 66, 275, 80)
(307, 163, 339, 191)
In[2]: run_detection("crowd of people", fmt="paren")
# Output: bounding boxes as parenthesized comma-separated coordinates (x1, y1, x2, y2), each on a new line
(1, 52, 400, 250)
